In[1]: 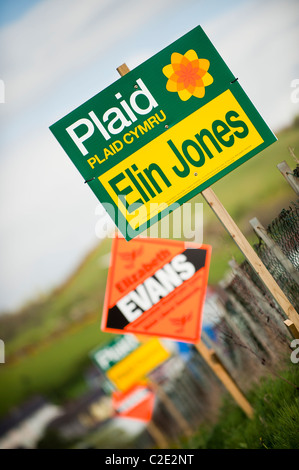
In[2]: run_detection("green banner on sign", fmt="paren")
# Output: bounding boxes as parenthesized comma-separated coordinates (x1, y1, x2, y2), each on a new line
(90, 335, 140, 373)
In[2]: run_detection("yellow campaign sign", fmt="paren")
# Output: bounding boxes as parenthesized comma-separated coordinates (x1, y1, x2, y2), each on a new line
(100, 90, 264, 230)
(106, 337, 170, 391)
(50, 26, 276, 240)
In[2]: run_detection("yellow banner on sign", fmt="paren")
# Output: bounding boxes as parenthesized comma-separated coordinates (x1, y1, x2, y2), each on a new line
(106, 337, 170, 391)
(100, 89, 263, 230)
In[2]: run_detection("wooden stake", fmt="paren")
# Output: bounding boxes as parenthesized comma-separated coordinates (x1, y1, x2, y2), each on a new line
(117, 63, 131, 76)
(201, 187, 299, 330)
(277, 161, 299, 196)
(147, 421, 169, 448)
(284, 319, 299, 339)
(195, 341, 254, 419)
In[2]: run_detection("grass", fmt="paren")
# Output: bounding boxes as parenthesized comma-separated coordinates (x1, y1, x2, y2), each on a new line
(180, 361, 299, 449)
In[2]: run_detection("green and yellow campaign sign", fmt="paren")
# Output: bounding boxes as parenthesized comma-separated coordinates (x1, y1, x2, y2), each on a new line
(91, 335, 140, 373)
(90, 335, 170, 392)
(50, 25, 276, 240)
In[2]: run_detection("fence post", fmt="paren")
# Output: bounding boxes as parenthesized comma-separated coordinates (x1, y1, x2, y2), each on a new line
(277, 161, 299, 196)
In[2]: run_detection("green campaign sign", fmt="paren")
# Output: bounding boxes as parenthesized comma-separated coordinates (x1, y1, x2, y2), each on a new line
(90, 335, 139, 373)
(50, 25, 276, 240)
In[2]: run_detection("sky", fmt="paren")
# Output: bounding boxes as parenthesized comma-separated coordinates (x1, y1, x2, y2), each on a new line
(0, 0, 298, 313)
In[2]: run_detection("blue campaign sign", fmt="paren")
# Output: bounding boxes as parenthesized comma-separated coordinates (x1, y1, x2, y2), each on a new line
(177, 324, 217, 360)
(203, 324, 217, 342)
(177, 341, 193, 362)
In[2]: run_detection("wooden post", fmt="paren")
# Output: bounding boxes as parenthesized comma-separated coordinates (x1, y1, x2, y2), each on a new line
(250, 217, 299, 286)
(277, 161, 299, 196)
(284, 319, 299, 339)
(147, 421, 170, 448)
(116, 63, 131, 76)
(201, 187, 299, 330)
(195, 341, 254, 419)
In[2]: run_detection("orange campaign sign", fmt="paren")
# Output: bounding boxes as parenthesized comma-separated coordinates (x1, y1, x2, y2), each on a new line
(101, 236, 211, 343)
(112, 384, 155, 422)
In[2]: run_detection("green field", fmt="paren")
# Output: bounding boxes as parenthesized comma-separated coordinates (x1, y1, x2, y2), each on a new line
(0, 320, 116, 415)
(0, 121, 298, 419)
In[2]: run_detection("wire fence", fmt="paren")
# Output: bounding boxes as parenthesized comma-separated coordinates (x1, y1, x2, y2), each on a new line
(211, 201, 299, 376)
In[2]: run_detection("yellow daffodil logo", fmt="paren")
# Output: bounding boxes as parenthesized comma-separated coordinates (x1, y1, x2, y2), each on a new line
(162, 50, 213, 101)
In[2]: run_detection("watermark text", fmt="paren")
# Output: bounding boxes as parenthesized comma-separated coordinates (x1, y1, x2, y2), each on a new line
(95, 201, 203, 243)
(290, 339, 299, 364)
(290, 79, 299, 103)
